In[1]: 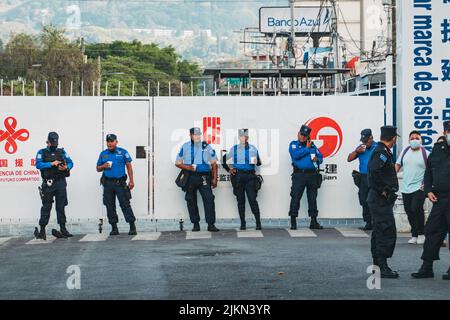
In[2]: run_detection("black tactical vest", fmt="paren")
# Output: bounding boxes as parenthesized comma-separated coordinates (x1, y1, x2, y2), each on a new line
(40, 148, 69, 180)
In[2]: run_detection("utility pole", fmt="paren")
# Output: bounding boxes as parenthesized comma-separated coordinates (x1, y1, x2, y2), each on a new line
(330, 0, 341, 90)
(383, 0, 394, 127)
(360, 0, 365, 57)
(391, 0, 396, 86)
(289, 0, 296, 68)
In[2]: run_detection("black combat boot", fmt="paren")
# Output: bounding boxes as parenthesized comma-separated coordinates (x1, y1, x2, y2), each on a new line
(239, 213, 246, 230)
(192, 222, 200, 232)
(411, 260, 434, 279)
(60, 224, 73, 238)
(128, 221, 137, 236)
(34, 226, 45, 240)
(255, 216, 262, 230)
(310, 216, 323, 230)
(443, 267, 450, 280)
(110, 223, 119, 236)
(290, 216, 297, 230)
(362, 222, 373, 231)
(37, 225, 46, 240)
(52, 229, 66, 239)
(207, 224, 220, 232)
(372, 257, 378, 266)
(378, 257, 399, 279)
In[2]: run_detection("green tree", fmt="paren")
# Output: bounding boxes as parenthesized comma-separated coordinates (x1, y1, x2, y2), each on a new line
(86, 39, 201, 95)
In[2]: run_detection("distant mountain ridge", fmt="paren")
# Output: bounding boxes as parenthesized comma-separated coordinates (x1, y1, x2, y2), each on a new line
(0, 0, 282, 65)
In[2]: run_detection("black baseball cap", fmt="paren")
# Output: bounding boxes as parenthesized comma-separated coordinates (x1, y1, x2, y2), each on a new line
(189, 127, 202, 135)
(106, 134, 117, 142)
(299, 125, 312, 137)
(47, 132, 59, 146)
(444, 121, 450, 131)
(238, 128, 249, 137)
(360, 129, 372, 142)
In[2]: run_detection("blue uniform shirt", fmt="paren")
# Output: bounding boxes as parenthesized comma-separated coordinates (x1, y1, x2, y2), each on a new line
(226, 143, 259, 171)
(355, 142, 378, 174)
(176, 141, 217, 173)
(36, 147, 74, 171)
(97, 147, 132, 178)
(289, 140, 323, 170)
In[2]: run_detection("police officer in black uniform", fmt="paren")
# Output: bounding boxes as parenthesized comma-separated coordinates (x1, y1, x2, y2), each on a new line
(367, 126, 400, 278)
(35, 132, 74, 240)
(412, 121, 450, 280)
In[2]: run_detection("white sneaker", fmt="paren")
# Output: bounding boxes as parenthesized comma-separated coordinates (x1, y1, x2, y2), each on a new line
(417, 235, 426, 244)
(408, 237, 418, 244)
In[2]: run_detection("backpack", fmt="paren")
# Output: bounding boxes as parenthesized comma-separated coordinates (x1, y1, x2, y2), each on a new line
(399, 146, 427, 167)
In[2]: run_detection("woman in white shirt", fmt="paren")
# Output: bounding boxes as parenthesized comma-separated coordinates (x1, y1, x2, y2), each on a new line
(395, 131, 430, 245)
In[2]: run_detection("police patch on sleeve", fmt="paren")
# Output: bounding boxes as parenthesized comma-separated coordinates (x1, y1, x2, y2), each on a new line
(37, 153, 42, 159)
(292, 144, 297, 149)
(380, 153, 387, 163)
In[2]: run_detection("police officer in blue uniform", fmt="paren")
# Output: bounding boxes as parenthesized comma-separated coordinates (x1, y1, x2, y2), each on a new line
(96, 134, 137, 236)
(176, 127, 220, 232)
(288, 125, 324, 230)
(367, 126, 400, 278)
(347, 129, 378, 230)
(412, 121, 450, 280)
(35, 132, 74, 240)
(223, 129, 262, 230)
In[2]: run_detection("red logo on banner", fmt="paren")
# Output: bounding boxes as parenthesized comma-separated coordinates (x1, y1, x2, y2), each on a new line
(0, 117, 30, 154)
(203, 116, 221, 145)
(306, 117, 343, 158)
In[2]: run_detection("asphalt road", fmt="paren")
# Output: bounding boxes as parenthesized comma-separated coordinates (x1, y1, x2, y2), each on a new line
(0, 227, 449, 300)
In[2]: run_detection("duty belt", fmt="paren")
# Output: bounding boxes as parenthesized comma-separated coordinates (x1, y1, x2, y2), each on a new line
(293, 168, 317, 174)
(236, 170, 256, 174)
(104, 176, 127, 183)
(42, 177, 64, 187)
(192, 172, 211, 177)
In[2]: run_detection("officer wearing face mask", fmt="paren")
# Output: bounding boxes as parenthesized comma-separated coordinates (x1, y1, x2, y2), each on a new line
(412, 121, 450, 280)
(367, 126, 400, 278)
(35, 132, 74, 240)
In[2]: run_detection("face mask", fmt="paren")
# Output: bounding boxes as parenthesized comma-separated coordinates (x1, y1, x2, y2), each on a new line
(409, 139, 421, 149)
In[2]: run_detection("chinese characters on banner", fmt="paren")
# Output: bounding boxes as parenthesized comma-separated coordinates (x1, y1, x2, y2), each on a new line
(0, 116, 40, 183)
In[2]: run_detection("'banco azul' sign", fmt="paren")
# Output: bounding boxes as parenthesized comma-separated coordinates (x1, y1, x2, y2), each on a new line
(259, 6, 331, 35)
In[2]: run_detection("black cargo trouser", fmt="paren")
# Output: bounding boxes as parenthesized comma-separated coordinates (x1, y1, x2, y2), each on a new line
(39, 178, 68, 226)
(358, 174, 371, 223)
(367, 189, 397, 260)
(402, 190, 425, 237)
(232, 172, 260, 221)
(103, 178, 136, 224)
(421, 197, 450, 261)
(185, 173, 216, 225)
(288, 171, 319, 218)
